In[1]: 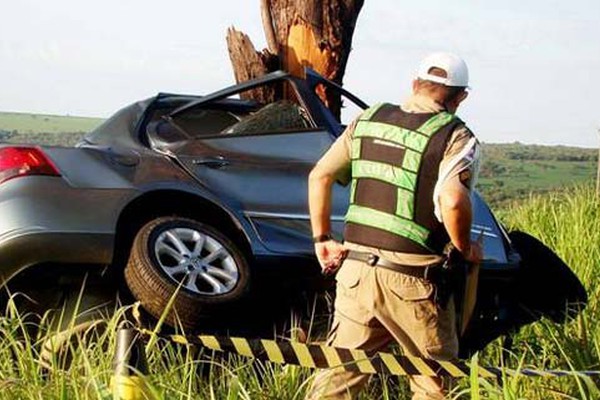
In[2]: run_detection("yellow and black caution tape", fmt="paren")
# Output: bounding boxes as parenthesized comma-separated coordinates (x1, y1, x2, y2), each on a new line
(140, 329, 600, 379)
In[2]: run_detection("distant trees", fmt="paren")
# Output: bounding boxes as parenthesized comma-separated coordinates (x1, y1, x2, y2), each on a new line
(479, 160, 506, 178)
(477, 143, 598, 208)
(0, 129, 16, 142)
(483, 143, 598, 162)
(0, 131, 85, 146)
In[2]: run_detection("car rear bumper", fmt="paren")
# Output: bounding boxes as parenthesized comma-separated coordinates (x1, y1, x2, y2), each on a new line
(0, 228, 113, 284)
(0, 176, 126, 284)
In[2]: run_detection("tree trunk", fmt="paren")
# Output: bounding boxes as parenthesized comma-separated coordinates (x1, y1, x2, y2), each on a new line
(226, 28, 278, 104)
(226, 0, 364, 118)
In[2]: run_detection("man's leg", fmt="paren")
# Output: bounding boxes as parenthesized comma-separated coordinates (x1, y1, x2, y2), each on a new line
(306, 260, 391, 399)
(373, 268, 458, 400)
(305, 313, 391, 400)
(409, 297, 457, 400)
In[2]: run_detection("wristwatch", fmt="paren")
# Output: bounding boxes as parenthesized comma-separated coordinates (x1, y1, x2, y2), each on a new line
(312, 233, 332, 243)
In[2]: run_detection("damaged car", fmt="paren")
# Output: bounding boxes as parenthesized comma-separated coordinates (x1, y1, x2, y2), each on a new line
(0, 69, 586, 355)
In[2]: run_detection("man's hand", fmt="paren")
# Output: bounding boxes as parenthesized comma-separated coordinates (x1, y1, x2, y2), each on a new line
(314, 240, 347, 275)
(308, 159, 348, 275)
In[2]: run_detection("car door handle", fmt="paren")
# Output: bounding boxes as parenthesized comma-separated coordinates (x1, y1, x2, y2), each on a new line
(192, 156, 230, 169)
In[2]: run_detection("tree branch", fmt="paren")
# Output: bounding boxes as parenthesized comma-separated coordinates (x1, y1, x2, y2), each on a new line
(260, 0, 279, 55)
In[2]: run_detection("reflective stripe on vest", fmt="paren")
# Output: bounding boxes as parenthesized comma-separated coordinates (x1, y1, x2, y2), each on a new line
(345, 205, 431, 246)
(346, 103, 455, 249)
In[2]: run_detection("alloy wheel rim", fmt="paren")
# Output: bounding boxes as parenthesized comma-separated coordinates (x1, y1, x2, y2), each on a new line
(154, 227, 239, 295)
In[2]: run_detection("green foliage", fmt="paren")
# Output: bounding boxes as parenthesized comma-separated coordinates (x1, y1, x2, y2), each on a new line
(478, 143, 598, 208)
(481, 184, 600, 399)
(0, 112, 103, 135)
(0, 112, 103, 146)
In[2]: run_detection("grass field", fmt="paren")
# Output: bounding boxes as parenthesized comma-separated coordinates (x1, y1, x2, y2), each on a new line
(478, 158, 597, 207)
(477, 143, 598, 208)
(0, 184, 598, 399)
(0, 111, 105, 147)
(0, 112, 104, 135)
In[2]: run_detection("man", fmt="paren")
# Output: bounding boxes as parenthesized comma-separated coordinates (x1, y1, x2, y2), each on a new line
(306, 52, 483, 400)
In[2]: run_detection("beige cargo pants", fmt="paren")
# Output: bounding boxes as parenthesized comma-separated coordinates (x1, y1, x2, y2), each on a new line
(305, 259, 458, 400)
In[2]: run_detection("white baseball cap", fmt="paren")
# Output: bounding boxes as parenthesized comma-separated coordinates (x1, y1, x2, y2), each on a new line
(416, 52, 469, 88)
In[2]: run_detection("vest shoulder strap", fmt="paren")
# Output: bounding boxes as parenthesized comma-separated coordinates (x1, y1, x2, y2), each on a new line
(358, 102, 389, 121)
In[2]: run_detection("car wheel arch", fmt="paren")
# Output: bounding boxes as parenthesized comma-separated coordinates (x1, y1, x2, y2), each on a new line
(111, 190, 253, 270)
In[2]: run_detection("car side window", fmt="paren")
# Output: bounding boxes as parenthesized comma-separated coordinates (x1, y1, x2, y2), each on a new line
(169, 80, 315, 140)
(223, 100, 311, 135)
(146, 103, 250, 146)
(173, 108, 245, 139)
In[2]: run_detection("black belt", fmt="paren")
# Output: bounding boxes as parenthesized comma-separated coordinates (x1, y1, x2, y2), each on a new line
(345, 250, 444, 282)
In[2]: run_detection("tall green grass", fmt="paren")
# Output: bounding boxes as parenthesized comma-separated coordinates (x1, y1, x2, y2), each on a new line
(0, 184, 598, 399)
(480, 184, 600, 400)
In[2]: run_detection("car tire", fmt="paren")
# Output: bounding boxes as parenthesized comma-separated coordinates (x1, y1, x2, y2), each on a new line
(508, 230, 587, 323)
(124, 216, 251, 330)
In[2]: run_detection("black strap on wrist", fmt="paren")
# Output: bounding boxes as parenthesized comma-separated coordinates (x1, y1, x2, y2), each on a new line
(313, 233, 332, 243)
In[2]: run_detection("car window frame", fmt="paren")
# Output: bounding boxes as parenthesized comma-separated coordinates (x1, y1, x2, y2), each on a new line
(165, 75, 324, 141)
(302, 68, 369, 137)
(139, 69, 370, 148)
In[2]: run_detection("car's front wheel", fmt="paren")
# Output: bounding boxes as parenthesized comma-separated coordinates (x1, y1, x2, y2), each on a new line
(124, 216, 250, 330)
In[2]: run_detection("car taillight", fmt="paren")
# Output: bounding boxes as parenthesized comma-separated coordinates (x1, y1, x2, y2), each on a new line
(0, 146, 61, 184)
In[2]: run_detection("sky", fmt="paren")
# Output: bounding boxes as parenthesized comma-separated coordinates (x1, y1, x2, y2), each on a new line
(1, 0, 599, 147)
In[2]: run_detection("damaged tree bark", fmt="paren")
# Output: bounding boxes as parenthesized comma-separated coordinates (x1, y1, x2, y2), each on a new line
(226, 0, 364, 118)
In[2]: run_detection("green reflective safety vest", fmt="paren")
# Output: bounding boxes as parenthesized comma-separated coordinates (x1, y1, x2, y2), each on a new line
(344, 102, 463, 254)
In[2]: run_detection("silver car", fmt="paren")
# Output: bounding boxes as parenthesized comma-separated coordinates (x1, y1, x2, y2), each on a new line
(0, 69, 586, 356)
